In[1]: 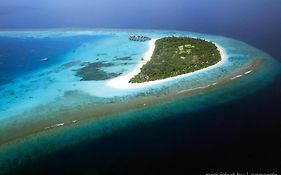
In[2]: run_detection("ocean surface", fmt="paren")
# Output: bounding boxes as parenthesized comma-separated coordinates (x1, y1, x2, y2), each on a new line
(0, 29, 280, 175)
(0, 35, 107, 86)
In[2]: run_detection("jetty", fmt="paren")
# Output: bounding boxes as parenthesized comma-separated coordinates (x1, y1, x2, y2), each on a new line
(129, 35, 151, 42)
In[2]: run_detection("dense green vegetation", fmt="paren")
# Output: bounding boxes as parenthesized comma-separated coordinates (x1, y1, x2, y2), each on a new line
(129, 37, 221, 83)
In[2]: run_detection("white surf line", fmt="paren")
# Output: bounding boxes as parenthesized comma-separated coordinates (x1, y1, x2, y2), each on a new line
(173, 68, 251, 95)
(55, 123, 65, 127)
(176, 88, 194, 94)
(230, 69, 253, 81)
(176, 84, 212, 94)
(44, 123, 65, 130)
(244, 70, 252, 75)
(107, 39, 228, 90)
(176, 69, 251, 94)
(230, 74, 243, 80)
(44, 120, 79, 130)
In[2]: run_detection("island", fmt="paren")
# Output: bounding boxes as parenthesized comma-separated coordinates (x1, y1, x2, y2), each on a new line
(129, 37, 222, 83)
(1, 30, 280, 175)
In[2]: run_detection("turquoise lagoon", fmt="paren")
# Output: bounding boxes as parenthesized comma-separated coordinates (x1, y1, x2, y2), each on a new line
(0, 29, 280, 174)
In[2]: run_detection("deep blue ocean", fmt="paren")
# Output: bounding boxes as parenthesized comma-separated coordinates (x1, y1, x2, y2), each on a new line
(1, 0, 281, 174)
(11, 77, 281, 175)
(12, 78, 281, 175)
(0, 35, 105, 85)
(7, 38, 280, 174)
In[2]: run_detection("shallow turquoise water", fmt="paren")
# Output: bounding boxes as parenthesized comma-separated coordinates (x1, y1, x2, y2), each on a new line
(0, 29, 278, 119)
(0, 29, 280, 174)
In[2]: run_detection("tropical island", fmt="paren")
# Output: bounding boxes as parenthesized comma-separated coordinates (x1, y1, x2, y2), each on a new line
(129, 37, 222, 83)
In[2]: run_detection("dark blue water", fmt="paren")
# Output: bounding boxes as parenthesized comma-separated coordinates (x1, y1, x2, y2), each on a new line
(1, 0, 281, 174)
(1, 0, 280, 60)
(0, 35, 106, 86)
(12, 74, 281, 175)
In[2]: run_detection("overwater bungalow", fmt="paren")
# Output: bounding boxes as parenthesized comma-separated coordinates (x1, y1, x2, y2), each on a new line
(129, 35, 151, 42)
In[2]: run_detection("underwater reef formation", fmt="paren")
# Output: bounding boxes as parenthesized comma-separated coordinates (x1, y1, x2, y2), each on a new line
(0, 29, 280, 174)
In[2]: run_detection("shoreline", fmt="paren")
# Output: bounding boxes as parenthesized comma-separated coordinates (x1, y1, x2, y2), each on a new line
(107, 38, 228, 89)
(0, 59, 264, 146)
(107, 39, 158, 89)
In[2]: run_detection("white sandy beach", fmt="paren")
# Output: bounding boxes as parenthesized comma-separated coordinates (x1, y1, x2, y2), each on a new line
(107, 38, 228, 89)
